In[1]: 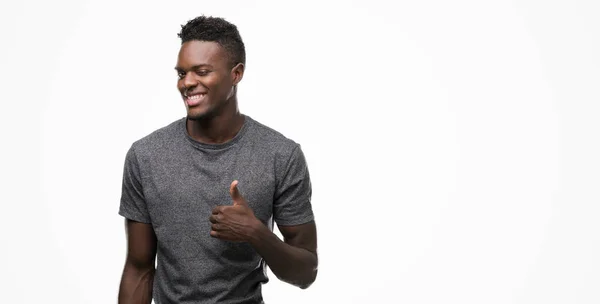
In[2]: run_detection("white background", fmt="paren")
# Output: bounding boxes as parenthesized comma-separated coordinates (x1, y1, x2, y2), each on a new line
(1, 0, 599, 303)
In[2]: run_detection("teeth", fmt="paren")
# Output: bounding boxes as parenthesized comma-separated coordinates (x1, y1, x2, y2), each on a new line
(188, 94, 205, 100)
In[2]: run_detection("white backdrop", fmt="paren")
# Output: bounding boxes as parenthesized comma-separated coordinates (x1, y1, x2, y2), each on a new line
(1, 0, 599, 303)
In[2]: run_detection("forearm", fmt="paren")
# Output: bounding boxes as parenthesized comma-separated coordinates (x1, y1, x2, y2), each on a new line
(247, 223, 318, 289)
(118, 265, 155, 304)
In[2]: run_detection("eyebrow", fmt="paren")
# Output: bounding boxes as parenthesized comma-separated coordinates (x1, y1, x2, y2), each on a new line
(174, 64, 213, 71)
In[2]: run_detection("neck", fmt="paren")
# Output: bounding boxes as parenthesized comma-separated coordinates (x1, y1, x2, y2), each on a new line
(186, 98, 245, 144)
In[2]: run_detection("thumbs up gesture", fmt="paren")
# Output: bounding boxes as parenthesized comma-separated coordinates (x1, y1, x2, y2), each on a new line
(209, 180, 260, 242)
(229, 180, 248, 207)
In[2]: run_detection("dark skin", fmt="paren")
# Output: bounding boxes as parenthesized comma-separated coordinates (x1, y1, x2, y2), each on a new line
(211, 180, 318, 289)
(118, 40, 318, 303)
(118, 220, 156, 303)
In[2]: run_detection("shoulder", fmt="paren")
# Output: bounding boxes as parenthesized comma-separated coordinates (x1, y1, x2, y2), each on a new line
(244, 116, 308, 179)
(129, 118, 185, 157)
(246, 116, 301, 158)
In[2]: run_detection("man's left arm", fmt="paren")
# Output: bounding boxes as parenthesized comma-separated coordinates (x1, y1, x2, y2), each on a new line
(210, 145, 318, 289)
(248, 145, 318, 289)
(247, 220, 318, 289)
(210, 180, 318, 289)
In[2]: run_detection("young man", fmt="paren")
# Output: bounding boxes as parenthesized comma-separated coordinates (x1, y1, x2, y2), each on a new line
(117, 16, 318, 304)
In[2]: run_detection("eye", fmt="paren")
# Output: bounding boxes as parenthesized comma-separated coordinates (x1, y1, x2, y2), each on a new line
(195, 69, 210, 76)
(177, 71, 186, 79)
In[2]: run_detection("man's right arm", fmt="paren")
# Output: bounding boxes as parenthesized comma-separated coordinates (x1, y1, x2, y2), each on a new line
(118, 219, 157, 304)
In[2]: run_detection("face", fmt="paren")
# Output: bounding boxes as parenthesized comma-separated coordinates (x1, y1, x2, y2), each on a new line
(175, 40, 244, 120)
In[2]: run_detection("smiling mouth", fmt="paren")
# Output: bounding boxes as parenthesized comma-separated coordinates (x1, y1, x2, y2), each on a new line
(185, 93, 207, 107)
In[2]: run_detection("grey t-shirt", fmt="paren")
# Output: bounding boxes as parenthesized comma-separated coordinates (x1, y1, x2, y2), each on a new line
(119, 115, 314, 304)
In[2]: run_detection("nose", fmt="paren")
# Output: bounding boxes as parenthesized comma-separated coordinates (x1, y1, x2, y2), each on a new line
(182, 72, 197, 90)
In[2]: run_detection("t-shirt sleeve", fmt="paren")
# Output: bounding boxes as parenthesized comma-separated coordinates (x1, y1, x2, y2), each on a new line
(273, 145, 315, 226)
(118, 145, 152, 224)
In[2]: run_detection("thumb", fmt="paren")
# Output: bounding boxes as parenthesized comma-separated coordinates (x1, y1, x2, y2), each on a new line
(230, 180, 247, 206)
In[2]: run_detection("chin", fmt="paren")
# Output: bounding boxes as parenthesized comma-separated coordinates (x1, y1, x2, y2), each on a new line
(187, 112, 208, 121)
(187, 108, 215, 121)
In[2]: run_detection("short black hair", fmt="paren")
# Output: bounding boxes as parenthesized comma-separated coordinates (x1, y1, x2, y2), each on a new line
(178, 15, 246, 67)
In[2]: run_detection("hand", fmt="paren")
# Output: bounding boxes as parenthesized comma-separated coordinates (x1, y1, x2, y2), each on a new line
(209, 180, 260, 242)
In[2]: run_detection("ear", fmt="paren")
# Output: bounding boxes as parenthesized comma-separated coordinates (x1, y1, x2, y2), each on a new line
(231, 63, 245, 86)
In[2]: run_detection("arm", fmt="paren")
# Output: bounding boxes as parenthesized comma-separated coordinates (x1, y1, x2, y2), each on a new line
(210, 145, 317, 288)
(118, 219, 157, 304)
(210, 181, 318, 289)
(248, 220, 318, 289)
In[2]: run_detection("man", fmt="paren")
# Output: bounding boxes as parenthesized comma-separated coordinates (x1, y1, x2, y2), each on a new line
(117, 16, 318, 304)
